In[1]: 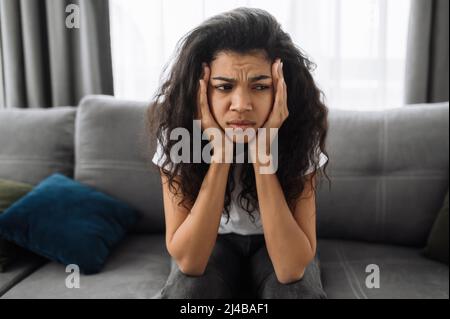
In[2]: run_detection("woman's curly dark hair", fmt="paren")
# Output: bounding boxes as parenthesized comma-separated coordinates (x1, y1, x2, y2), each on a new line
(147, 7, 331, 223)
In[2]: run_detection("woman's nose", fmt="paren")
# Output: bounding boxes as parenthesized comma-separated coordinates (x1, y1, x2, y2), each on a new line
(229, 88, 252, 112)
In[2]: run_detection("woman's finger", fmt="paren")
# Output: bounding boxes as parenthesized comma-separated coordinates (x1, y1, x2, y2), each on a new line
(275, 61, 284, 108)
(280, 62, 288, 108)
(277, 61, 288, 116)
(200, 65, 212, 115)
(272, 59, 280, 97)
(203, 63, 210, 82)
(196, 80, 202, 120)
(197, 64, 208, 119)
(271, 60, 280, 108)
(282, 66, 289, 118)
(200, 79, 211, 118)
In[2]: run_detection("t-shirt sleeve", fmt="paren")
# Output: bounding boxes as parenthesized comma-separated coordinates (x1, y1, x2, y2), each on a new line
(152, 134, 175, 172)
(303, 151, 328, 175)
(152, 137, 164, 166)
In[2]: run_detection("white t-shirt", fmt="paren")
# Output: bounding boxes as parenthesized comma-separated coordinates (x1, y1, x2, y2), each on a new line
(152, 138, 328, 235)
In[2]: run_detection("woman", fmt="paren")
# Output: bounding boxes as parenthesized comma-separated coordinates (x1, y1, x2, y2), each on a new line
(148, 7, 330, 299)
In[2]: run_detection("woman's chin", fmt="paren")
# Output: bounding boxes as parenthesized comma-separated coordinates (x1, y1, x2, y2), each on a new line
(225, 129, 257, 144)
(233, 137, 249, 144)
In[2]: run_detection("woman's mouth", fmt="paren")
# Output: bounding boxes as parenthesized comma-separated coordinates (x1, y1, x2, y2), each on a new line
(227, 120, 256, 129)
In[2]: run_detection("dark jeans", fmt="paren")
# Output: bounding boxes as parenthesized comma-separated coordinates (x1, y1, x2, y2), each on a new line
(157, 233, 327, 299)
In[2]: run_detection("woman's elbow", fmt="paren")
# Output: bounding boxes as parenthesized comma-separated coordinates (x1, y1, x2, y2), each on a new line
(276, 254, 314, 284)
(178, 258, 207, 277)
(277, 267, 306, 284)
(167, 245, 207, 276)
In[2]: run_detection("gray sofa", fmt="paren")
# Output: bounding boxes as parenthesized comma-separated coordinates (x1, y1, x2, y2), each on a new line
(0, 95, 448, 299)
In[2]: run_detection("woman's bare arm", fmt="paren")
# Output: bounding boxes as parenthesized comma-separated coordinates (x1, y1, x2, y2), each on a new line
(161, 162, 230, 276)
(253, 162, 316, 284)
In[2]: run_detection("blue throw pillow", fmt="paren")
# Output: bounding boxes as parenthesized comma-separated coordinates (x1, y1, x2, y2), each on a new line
(0, 173, 138, 274)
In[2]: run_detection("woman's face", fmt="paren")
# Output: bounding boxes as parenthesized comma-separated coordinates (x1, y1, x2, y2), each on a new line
(207, 50, 274, 143)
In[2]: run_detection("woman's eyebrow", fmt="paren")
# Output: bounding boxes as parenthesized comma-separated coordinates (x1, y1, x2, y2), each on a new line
(211, 75, 271, 83)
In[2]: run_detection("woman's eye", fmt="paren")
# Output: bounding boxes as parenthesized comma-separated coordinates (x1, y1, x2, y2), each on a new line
(215, 85, 233, 91)
(214, 84, 269, 92)
(253, 85, 269, 91)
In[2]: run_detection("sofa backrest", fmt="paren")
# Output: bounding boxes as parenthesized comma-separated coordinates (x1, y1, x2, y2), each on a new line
(316, 102, 449, 246)
(0, 107, 76, 184)
(2, 97, 448, 245)
(75, 95, 164, 233)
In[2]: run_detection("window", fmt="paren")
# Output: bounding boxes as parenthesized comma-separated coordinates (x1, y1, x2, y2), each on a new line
(109, 0, 411, 111)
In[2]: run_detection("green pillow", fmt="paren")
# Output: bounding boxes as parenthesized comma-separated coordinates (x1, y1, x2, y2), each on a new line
(0, 179, 34, 271)
(424, 191, 449, 264)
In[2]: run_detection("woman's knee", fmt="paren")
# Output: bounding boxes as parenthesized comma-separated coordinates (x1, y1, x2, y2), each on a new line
(160, 265, 234, 299)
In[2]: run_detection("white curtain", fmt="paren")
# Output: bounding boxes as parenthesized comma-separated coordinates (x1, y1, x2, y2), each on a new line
(109, 0, 411, 111)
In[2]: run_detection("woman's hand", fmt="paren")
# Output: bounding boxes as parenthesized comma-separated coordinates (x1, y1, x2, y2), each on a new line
(263, 58, 289, 132)
(196, 63, 220, 132)
(195, 63, 231, 163)
(250, 58, 289, 169)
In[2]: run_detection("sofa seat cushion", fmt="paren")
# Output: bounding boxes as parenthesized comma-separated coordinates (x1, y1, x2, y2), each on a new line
(1, 234, 170, 299)
(318, 239, 449, 299)
(0, 252, 47, 297)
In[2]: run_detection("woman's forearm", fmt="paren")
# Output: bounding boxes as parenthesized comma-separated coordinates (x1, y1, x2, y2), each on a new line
(169, 162, 231, 275)
(253, 161, 315, 283)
